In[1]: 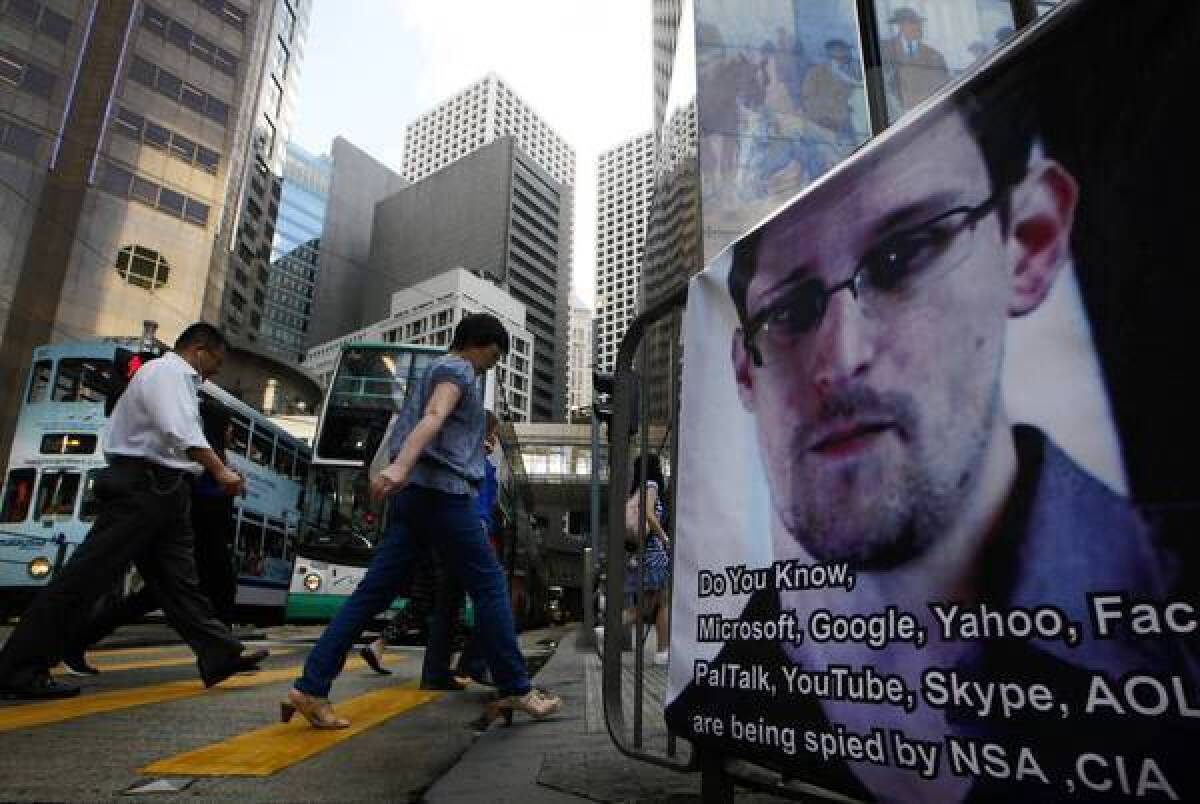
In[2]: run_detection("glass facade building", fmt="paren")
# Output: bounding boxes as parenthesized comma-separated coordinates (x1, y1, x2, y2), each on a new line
(260, 141, 330, 360)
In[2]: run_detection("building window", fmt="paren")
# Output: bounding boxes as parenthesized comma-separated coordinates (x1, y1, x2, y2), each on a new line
(0, 118, 38, 161)
(127, 56, 229, 126)
(115, 244, 170, 290)
(0, 47, 56, 98)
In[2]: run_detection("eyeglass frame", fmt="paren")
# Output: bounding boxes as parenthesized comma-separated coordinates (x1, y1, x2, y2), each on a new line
(741, 190, 1009, 367)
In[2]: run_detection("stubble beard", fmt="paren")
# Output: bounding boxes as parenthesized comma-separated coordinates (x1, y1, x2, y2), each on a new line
(773, 386, 996, 572)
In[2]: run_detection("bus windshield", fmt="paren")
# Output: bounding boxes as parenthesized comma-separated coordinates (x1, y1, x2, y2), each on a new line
(297, 464, 382, 561)
(314, 346, 439, 465)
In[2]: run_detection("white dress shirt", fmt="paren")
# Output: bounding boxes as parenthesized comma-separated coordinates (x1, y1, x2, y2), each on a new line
(103, 351, 211, 473)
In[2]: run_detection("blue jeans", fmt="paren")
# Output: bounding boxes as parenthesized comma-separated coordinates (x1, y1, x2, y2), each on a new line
(422, 523, 492, 687)
(295, 485, 531, 698)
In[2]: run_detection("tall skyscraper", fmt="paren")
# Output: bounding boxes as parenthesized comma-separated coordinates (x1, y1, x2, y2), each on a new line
(653, 0, 683, 132)
(401, 72, 574, 188)
(366, 136, 569, 422)
(567, 293, 592, 416)
(304, 136, 407, 349)
(399, 74, 575, 418)
(594, 130, 654, 374)
(208, 0, 310, 348)
(0, 0, 281, 465)
(260, 139, 329, 361)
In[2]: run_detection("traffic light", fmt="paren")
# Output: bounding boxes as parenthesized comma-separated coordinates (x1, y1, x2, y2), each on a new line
(106, 348, 159, 416)
(590, 370, 640, 435)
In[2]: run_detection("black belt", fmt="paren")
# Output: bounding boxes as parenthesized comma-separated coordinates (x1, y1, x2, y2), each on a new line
(108, 455, 195, 483)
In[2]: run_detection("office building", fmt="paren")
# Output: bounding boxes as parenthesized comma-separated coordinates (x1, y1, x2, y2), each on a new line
(305, 136, 406, 347)
(567, 293, 592, 415)
(209, 0, 310, 347)
(259, 140, 329, 360)
(594, 130, 654, 375)
(401, 72, 574, 188)
(366, 137, 569, 422)
(304, 267, 534, 422)
(0, 0, 284, 464)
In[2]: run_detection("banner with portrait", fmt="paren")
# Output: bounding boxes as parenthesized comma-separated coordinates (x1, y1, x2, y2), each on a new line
(667, 1, 1200, 801)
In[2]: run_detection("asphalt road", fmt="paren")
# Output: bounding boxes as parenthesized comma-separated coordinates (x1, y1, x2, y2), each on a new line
(0, 626, 559, 802)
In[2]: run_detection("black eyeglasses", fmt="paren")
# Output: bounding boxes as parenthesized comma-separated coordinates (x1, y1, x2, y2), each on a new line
(742, 191, 1006, 367)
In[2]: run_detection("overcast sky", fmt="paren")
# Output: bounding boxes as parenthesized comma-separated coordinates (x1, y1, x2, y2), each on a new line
(289, 0, 655, 309)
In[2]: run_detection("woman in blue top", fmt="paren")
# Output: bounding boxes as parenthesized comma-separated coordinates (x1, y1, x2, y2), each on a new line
(284, 314, 561, 728)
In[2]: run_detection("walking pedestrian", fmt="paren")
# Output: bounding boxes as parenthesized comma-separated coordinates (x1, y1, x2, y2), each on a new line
(596, 453, 672, 665)
(59, 397, 242, 675)
(360, 410, 501, 687)
(0, 323, 268, 699)
(282, 313, 561, 729)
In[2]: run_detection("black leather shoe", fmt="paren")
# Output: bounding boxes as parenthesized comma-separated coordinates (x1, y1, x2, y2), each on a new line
(62, 653, 101, 677)
(420, 677, 467, 691)
(359, 646, 392, 675)
(202, 648, 269, 689)
(0, 674, 80, 700)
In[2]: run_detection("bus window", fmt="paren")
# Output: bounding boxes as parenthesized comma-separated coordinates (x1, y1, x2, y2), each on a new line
(79, 469, 103, 522)
(40, 433, 98, 455)
(53, 358, 114, 404)
(1, 469, 36, 523)
(249, 430, 273, 467)
(237, 512, 265, 577)
(229, 416, 251, 458)
(265, 519, 286, 559)
(34, 471, 81, 520)
(27, 360, 53, 404)
(273, 444, 295, 477)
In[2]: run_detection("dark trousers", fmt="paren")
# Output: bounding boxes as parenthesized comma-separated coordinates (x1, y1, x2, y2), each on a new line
(191, 494, 237, 627)
(0, 459, 243, 685)
(64, 493, 240, 654)
(296, 486, 530, 698)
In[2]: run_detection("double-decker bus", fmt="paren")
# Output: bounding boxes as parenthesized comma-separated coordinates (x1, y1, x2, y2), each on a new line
(0, 338, 309, 624)
(286, 343, 444, 624)
(291, 343, 549, 633)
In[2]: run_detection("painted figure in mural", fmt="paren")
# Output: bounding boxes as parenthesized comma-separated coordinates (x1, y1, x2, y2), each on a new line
(881, 6, 950, 114)
(668, 76, 1198, 801)
(767, 26, 807, 111)
(800, 38, 862, 143)
(697, 24, 767, 200)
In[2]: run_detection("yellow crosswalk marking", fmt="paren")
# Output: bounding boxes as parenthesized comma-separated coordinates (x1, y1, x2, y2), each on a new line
(84, 645, 196, 658)
(53, 649, 295, 675)
(141, 683, 440, 777)
(0, 655, 400, 733)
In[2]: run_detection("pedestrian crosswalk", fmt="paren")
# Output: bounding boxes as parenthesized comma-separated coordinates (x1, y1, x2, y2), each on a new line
(0, 639, 473, 788)
(53, 647, 296, 675)
(141, 684, 440, 776)
(0, 645, 402, 733)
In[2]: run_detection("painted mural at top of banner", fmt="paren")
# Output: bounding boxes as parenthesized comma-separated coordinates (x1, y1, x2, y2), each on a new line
(668, 1, 1200, 801)
(695, 0, 1028, 262)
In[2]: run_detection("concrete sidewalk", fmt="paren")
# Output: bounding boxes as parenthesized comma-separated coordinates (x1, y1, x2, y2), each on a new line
(425, 627, 704, 803)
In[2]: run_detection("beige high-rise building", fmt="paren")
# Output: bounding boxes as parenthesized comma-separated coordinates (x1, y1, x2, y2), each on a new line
(401, 72, 575, 188)
(567, 292, 592, 415)
(0, 0, 300, 465)
(594, 130, 654, 375)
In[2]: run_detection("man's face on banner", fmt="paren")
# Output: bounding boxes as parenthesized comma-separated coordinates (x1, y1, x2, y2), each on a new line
(733, 110, 1026, 569)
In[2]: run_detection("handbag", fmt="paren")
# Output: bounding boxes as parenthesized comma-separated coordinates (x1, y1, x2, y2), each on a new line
(368, 414, 398, 485)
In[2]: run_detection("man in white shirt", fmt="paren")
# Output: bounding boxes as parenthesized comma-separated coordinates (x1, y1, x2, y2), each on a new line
(0, 323, 268, 700)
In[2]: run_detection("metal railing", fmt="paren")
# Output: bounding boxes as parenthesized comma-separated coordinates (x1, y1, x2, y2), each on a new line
(600, 283, 694, 774)
(597, 287, 837, 802)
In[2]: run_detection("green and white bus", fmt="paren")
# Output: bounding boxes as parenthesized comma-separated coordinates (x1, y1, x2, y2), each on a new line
(286, 342, 487, 626)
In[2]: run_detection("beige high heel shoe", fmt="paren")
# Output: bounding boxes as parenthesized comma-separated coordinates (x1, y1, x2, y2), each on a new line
(483, 687, 563, 727)
(280, 687, 350, 729)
